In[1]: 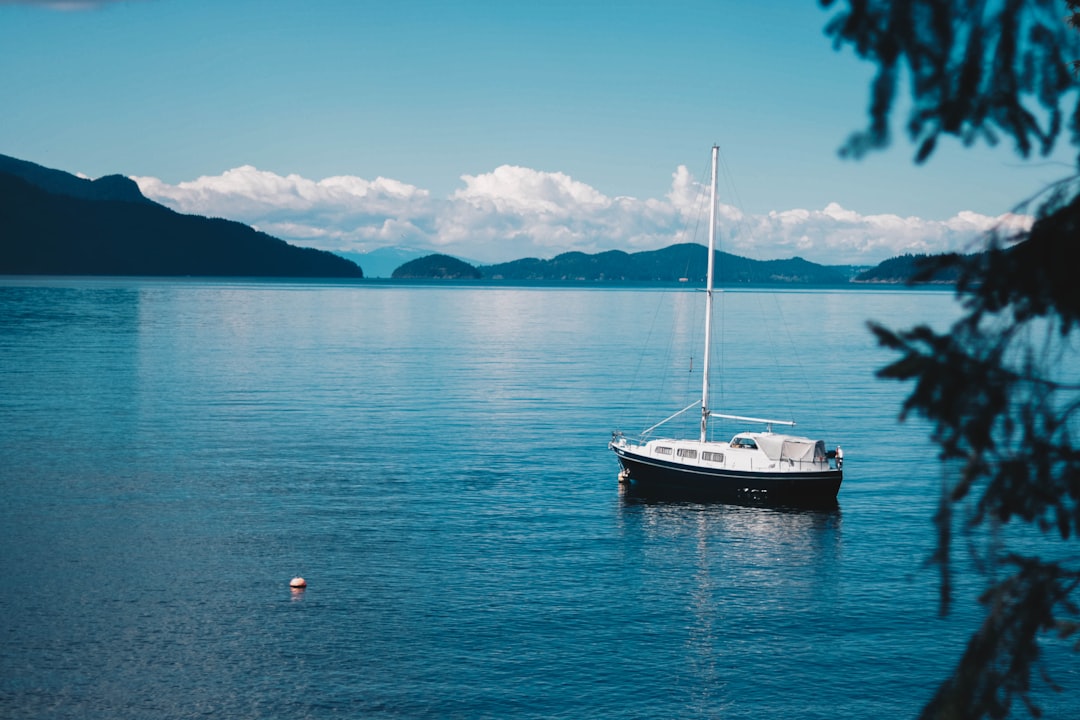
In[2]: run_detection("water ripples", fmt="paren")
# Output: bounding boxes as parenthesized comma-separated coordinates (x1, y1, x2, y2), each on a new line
(2, 279, 1072, 718)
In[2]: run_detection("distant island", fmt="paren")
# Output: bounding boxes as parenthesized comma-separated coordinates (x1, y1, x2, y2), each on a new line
(386, 248, 962, 285)
(392, 254, 482, 279)
(849, 252, 960, 283)
(480, 245, 848, 283)
(0, 154, 363, 278)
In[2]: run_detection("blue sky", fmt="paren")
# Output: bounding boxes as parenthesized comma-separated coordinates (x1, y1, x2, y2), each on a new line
(2, 0, 1075, 265)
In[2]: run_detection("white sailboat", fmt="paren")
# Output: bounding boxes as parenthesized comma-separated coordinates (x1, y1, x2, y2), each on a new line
(609, 146, 843, 505)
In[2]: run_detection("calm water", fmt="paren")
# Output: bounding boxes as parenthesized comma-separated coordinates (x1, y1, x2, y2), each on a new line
(0, 278, 1073, 718)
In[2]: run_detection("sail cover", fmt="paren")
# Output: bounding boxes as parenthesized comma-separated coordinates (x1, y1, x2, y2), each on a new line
(754, 435, 825, 462)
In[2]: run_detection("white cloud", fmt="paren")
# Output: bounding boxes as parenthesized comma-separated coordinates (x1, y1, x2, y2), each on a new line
(132, 163, 1031, 266)
(453, 165, 610, 215)
(133, 166, 433, 252)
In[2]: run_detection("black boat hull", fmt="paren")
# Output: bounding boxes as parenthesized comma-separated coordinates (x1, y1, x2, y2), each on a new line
(613, 445, 842, 507)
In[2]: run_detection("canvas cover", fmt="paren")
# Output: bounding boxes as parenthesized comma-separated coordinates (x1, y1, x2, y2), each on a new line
(748, 434, 824, 462)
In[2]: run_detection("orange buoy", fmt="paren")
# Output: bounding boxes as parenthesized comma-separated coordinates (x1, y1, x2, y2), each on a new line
(290, 577, 307, 589)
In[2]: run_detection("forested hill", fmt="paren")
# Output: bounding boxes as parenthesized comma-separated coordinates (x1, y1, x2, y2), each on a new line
(0, 155, 363, 278)
(852, 253, 961, 283)
(481, 244, 849, 283)
(394, 247, 972, 284)
(0, 153, 153, 205)
(392, 254, 482, 279)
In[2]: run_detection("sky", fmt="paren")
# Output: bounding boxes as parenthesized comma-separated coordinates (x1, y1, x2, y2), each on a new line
(2, 0, 1076, 265)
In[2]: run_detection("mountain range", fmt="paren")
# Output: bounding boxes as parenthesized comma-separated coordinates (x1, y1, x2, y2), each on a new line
(481, 246, 850, 283)
(0, 154, 363, 278)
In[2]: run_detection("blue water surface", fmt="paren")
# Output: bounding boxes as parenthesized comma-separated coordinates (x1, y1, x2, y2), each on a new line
(1, 278, 1073, 718)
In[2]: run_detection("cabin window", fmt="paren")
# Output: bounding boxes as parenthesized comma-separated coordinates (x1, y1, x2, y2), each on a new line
(677, 448, 698, 459)
(703, 451, 724, 462)
(731, 437, 758, 449)
(655, 446, 673, 455)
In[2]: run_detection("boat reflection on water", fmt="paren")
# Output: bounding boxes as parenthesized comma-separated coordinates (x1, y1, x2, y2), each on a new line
(615, 485, 843, 717)
(616, 483, 842, 566)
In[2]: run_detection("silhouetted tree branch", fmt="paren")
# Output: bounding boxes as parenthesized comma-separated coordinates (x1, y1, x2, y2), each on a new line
(820, 1, 1080, 717)
(821, 0, 1080, 163)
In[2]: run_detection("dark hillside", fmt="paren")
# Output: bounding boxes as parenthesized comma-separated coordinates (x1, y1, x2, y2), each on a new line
(0, 153, 152, 204)
(0, 172, 363, 277)
(854, 253, 959, 283)
(481, 243, 847, 283)
(392, 254, 481, 279)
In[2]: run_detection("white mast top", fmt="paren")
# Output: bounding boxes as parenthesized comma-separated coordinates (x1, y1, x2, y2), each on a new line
(700, 145, 718, 442)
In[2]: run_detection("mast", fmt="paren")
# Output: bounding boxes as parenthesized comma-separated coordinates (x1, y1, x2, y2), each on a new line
(700, 145, 718, 442)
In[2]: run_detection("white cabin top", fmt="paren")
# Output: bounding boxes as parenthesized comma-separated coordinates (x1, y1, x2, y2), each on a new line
(639, 431, 826, 464)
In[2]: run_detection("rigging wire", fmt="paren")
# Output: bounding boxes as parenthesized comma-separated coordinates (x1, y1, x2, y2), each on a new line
(713, 144, 828, 433)
(617, 151, 717, 440)
(620, 145, 831, 439)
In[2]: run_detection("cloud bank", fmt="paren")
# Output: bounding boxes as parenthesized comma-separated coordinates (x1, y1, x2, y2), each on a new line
(133, 164, 1030, 266)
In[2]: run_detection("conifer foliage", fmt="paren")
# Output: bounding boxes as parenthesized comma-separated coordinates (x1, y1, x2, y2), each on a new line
(820, 1, 1080, 717)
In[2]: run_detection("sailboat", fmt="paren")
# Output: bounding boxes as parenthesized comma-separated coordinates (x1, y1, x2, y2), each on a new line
(609, 146, 844, 505)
